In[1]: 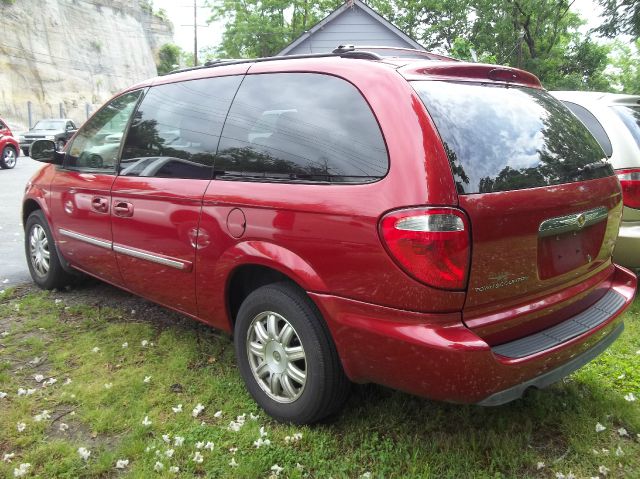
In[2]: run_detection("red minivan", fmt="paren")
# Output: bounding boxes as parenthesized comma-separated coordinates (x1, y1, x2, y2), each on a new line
(23, 47, 637, 424)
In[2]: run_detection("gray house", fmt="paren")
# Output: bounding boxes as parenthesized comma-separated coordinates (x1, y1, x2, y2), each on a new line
(277, 0, 425, 56)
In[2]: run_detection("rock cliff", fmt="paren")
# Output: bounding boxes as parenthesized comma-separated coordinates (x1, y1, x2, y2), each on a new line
(0, 0, 173, 131)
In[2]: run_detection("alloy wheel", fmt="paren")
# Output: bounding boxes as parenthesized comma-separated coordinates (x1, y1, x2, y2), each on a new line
(29, 224, 50, 277)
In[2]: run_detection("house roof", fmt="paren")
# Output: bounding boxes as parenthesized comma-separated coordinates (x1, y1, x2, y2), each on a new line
(277, 0, 425, 56)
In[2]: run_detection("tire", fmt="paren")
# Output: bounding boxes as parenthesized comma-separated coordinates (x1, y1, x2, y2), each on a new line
(56, 139, 65, 152)
(25, 210, 73, 290)
(21, 147, 29, 157)
(235, 282, 350, 424)
(0, 146, 17, 169)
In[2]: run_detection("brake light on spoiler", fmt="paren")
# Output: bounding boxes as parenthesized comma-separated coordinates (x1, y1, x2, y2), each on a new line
(379, 207, 470, 290)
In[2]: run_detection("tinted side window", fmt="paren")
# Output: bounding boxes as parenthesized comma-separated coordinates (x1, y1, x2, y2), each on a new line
(120, 76, 242, 179)
(413, 81, 612, 194)
(65, 90, 143, 172)
(216, 73, 388, 183)
(563, 101, 613, 157)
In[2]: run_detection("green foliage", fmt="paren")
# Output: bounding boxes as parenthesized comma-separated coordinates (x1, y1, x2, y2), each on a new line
(607, 39, 640, 94)
(157, 43, 182, 75)
(0, 0, 16, 4)
(208, 0, 343, 58)
(597, 0, 640, 39)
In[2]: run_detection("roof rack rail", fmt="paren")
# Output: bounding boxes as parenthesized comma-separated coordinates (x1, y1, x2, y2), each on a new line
(165, 44, 448, 76)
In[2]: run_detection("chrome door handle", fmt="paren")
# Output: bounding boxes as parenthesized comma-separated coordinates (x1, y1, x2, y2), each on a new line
(113, 201, 134, 217)
(91, 197, 109, 213)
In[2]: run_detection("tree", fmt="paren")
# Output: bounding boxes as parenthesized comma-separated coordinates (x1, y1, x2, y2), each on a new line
(606, 39, 640, 94)
(207, 1, 342, 58)
(596, 0, 640, 39)
(157, 43, 182, 75)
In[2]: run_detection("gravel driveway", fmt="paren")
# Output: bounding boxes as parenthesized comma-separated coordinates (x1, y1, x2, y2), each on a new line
(0, 156, 44, 287)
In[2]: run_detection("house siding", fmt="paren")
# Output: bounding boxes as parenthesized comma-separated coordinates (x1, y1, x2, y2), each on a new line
(285, 7, 420, 55)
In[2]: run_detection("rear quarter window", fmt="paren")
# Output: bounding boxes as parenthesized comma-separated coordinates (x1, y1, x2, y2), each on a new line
(412, 81, 612, 194)
(216, 73, 388, 183)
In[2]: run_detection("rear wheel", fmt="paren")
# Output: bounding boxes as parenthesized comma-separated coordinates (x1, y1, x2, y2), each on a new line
(25, 210, 73, 289)
(0, 146, 17, 169)
(235, 282, 350, 424)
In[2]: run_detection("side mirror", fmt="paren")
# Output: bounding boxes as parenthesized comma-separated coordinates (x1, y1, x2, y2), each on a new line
(30, 139, 64, 165)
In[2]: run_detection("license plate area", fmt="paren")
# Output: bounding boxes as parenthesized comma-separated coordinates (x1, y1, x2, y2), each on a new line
(538, 222, 606, 279)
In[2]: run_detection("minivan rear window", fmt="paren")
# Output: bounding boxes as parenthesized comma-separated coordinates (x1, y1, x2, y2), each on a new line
(412, 81, 613, 194)
(612, 105, 640, 148)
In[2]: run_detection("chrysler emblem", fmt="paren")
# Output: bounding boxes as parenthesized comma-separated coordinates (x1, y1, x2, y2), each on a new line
(576, 213, 586, 228)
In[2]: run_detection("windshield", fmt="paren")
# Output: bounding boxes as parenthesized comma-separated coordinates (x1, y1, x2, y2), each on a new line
(412, 81, 612, 194)
(612, 105, 640, 148)
(33, 120, 65, 130)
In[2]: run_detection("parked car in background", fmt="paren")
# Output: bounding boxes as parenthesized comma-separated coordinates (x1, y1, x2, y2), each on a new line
(23, 47, 636, 424)
(19, 118, 77, 156)
(551, 91, 640, 271)
(0, 117, 19, 169)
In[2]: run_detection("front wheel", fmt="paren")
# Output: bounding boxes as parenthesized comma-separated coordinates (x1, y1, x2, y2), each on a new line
(0, 146, 17, 169)
(235, 282, 350, 424)
(25, 210, 73, 289)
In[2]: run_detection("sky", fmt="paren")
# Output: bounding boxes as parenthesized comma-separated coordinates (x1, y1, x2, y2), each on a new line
(154, 0, 606, 56)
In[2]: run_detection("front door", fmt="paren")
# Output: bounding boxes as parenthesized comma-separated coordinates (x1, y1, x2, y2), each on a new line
(49, 90, 143, 285)
(110, 75, 243, 315)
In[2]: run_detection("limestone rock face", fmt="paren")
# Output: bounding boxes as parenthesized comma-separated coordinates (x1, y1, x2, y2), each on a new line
(0, 0, 173, 131)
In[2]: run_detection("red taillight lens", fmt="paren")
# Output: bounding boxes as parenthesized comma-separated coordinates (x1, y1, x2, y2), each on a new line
(616, 169, 640, 209)
(379, 207, 470, 290)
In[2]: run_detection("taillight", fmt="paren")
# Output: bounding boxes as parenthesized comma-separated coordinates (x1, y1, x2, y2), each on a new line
(379, 207, 470, 290)
(616, 169, 640, 209)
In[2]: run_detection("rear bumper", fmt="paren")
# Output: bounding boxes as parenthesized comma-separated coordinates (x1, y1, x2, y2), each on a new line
(309, 264, 636, 404)
(613, 221, 640, 270)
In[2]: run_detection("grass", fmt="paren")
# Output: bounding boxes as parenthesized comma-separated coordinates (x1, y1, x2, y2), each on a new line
(0, 285, 639, 478)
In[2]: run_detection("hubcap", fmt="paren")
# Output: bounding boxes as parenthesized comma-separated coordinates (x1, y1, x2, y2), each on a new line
(3, 149, 16, 168)
(246, 311, 307, 403)
(29, 224, 50, 277)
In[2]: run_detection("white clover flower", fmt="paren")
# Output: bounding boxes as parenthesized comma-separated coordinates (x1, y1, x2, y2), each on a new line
(115, 459, 129, 469)
(142, 416, 152, 427)
(1, 331, 9, 337)
(59, 423, 69, 432)
(172, 404, 182, 414)
(285, 432, 303, 443)
(154, 461, 164, 472)
(42, 378, 57, 387)
(599, 465, 609, 475)
(13, 463, 31, 478)
(204, 442, 214, 451)
(228, 421, 242, 432)
(165, 449, 174, 458)
(122, 342, 128, 348)
(615, 446, 624, 456)
(618, 427, 628, 437)
(229, 447, 238, 454)
(193, 451, 204, 464)
(143, 376, 152, 384)
(162, 434, 171, 443)
(229, 457, 238, 467)
(253, 438, 271, 448)
(259, 426, 268, 437)
(0, 392, 7, 399)
(360, 473, 372, 479)
(595, 422, 606, 432)
(555, 472, 565, 479)
(250, 412, 259, 420)
(174, 436, 185, 447)
(214, 410, 223, 418)
(169, 466, 179, 473)
(141, 340, 149, 347)
(237, 413, 246, 422)
(271, 464, 284, 476)
(29, 357, 42, 365)
(78, 447, 91, 461)
(624, 392, 637, 402)
(92, 347, 100, 353)
(33, 374, 44, 383)
(63, 378, 72, 386)
(566, 473, 576, 479)
(34, 410, 51, 422)
(192, 403, 205, 417)
(17, 422, 26, 432)
(104, 383, 112, 390)
(3, 453, 15, 462)
(296, 463, 304, 471)
(195, 441, 204, 449)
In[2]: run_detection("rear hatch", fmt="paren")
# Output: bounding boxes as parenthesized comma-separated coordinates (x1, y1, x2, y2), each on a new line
(407, 66, 622, 345)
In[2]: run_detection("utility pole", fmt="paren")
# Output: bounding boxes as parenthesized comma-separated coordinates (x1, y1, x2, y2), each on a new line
(193, 0, 198, 66)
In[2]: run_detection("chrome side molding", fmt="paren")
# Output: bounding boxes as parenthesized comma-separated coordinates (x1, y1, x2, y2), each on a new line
(58, 228, 190, 271)
(538, 206, 608, 237)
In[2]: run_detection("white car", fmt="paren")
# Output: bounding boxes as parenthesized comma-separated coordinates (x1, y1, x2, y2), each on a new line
(551, 91, 640, 270)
